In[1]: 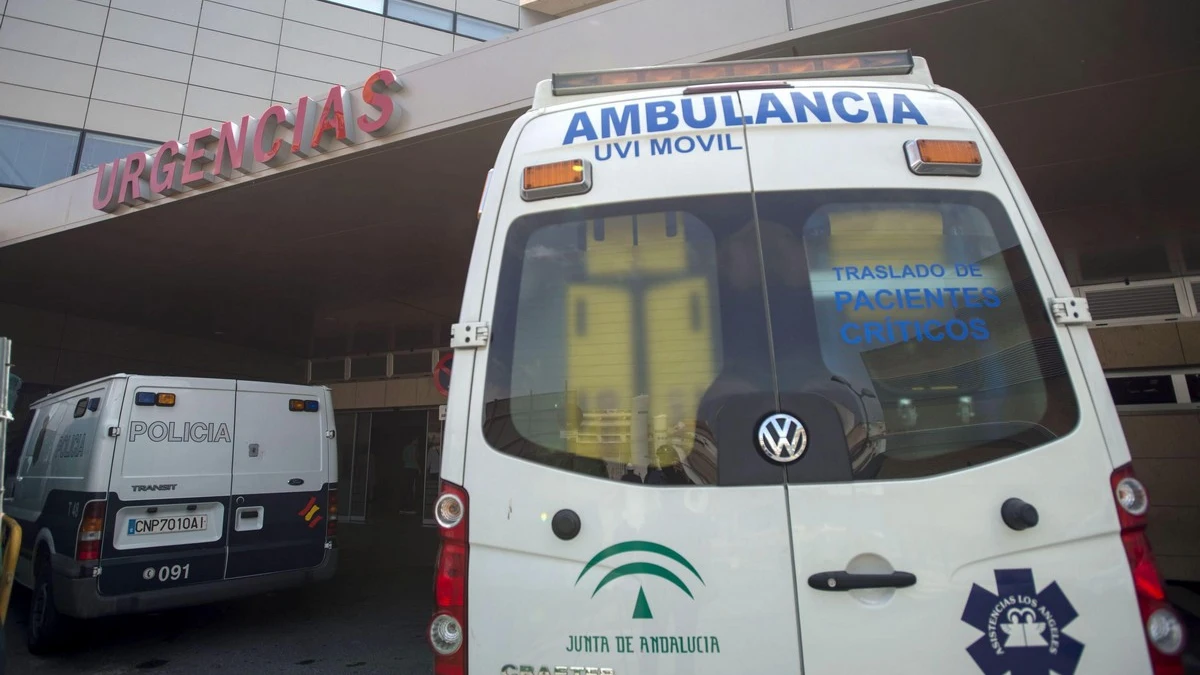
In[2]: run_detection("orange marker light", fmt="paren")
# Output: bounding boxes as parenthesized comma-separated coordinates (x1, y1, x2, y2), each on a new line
(156, 392, 176, 406)
(524, 160, 584, 190)
(914, 140, 982, 165)
(521, 160, 593, 201)
(905, 139, 983, 177)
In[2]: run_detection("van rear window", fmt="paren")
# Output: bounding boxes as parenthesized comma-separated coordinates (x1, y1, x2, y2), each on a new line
(482, 190, 1079, 485)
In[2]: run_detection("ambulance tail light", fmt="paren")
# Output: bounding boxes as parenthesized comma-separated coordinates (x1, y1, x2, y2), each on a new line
(904, 139, 983, 177)
(1111, 464, 1186, 673)
(552, 49, 914, 96)
(430, 480, 468, 675)
(521, 159, 592, 201)
(76, 500, 107, 562)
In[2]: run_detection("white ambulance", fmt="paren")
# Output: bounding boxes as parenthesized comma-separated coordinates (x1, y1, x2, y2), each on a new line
(428, 50, 1190, 674)
(5, 374, 338, 653)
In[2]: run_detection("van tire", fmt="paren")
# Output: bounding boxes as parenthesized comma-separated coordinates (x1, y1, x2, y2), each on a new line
(26, 554, 73, 655)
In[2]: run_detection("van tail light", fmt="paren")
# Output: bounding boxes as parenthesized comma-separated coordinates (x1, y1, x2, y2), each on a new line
(326, 487, 338, 540)
(1111, 464, 1186, 674)
(430, 480, 468, 675)
(76, 500, 107, 562)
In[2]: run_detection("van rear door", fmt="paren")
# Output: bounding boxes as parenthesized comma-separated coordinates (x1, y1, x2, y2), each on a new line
(462, 92, 804, 674)
(733, 85, 1149, 673)
(225, 380, 329, 578)
(100, 378, 234, 595)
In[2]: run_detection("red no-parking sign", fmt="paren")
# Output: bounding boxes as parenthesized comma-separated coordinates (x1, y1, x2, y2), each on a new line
(433, 352, 453, 396)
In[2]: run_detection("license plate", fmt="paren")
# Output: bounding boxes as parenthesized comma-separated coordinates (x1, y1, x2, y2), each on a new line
(127, 514, 208, 536)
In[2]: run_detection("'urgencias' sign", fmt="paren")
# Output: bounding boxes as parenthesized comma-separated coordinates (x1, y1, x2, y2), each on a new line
(92, 69, 404, 213)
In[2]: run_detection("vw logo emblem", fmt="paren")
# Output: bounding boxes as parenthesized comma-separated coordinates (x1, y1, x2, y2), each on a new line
(757, 413, 807, 463)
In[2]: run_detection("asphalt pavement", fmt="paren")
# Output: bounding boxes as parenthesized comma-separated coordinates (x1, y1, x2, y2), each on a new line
(4, 522, 439, 675)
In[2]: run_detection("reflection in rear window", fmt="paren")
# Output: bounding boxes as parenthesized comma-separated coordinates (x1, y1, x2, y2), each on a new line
(482, 190, 1079, 485)
(764, 191, 1079, 480)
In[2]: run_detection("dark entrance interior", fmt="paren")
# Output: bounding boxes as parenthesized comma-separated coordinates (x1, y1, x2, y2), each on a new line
(335, 408, 442, 526)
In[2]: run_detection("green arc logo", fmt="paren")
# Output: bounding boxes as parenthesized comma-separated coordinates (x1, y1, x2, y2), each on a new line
(575, 541, 704, 619)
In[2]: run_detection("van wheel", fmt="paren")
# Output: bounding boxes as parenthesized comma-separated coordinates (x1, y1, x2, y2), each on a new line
(27, 556, 72, 655)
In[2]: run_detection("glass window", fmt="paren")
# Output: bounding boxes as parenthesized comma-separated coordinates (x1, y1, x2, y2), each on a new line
(27, 410, 52, 466)
(754, 190, 1078, 482)
(0, 118, 80, 189)
(484, 194, 773, 486)
(484, 190, 1079, 486)
(1108, 375, 1178, 406)
(393, 352, 432, 376)
(326, 0, 385, 12)
(311, 359, 347, 382)
(350, 355, 388, 379)
(386, 0, 453, 31)
(455, 14, 515, 40)
(76, 132, 157, 175)
(1188, 373, 1200, 402)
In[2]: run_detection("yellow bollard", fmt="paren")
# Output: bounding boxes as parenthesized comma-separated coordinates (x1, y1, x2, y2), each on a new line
(0, 515, 22, 625)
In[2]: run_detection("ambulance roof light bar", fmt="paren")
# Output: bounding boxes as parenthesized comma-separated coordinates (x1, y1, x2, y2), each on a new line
(551, 49, 915, 97)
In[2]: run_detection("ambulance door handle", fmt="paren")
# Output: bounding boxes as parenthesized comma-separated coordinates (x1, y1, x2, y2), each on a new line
(808, 570, 916, 591)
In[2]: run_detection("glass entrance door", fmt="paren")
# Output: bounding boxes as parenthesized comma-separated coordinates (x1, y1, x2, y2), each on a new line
(334, 408, 433, 524)
(335, 412, 373, 523)
(421, 406, 443, 525)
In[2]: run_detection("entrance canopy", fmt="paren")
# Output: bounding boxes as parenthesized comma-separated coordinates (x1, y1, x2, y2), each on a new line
(0, 0, 1195, 361)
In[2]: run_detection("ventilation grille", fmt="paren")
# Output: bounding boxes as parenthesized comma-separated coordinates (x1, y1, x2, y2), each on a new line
(1084, 284, 1181, 321)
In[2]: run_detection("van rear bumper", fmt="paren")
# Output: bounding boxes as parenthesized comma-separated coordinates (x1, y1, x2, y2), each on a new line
(50, 548, 338, 619)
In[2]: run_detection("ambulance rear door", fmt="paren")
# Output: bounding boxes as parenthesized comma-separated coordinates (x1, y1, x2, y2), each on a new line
(735, 83, 1148, 674)
(462, 89, 805, 674)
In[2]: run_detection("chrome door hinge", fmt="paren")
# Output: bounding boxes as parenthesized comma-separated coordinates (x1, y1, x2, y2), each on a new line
(107, 426, 121, 437)
(91, 566, 103, 578)
(450, 322, 489, 349)
(1049, 297, 1092, 326)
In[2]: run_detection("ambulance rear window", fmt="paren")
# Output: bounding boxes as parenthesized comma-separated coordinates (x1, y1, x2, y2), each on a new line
(482, 190, 1079, 485)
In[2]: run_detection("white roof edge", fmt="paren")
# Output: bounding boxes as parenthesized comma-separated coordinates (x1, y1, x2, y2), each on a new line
(28, 373, 129, 408)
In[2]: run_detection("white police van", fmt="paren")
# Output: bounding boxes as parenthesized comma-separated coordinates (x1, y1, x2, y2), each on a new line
(5, 374, 338, 653)
(428, 50, 1188, 674)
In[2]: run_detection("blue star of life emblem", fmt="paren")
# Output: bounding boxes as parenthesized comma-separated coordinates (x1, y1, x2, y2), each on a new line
(961, 569, 1085, 675)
